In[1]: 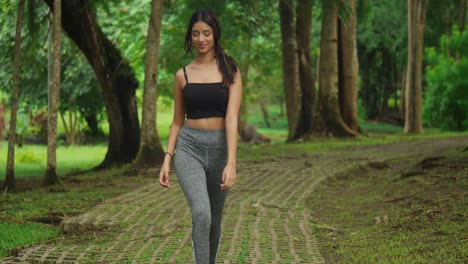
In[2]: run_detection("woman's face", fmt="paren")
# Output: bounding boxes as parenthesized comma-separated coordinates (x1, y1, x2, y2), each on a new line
(191, 21, 215, 55)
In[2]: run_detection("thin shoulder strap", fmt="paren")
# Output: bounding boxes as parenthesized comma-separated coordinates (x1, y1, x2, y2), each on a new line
(183, 66, 189, 84)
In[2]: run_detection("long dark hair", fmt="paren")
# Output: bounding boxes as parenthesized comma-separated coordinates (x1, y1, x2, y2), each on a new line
(184, 9, 238, 87)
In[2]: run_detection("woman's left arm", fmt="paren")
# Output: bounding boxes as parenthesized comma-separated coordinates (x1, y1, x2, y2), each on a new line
(221, 70, 242, 191)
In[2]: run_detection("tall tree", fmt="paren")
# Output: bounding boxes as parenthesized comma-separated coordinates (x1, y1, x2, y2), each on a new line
(295, 0, 316, 137)
(357, 0, 407, 121)
(231, 0, 272, 143)
(2, 0, 26, 192)
(237, 31, 252, 137)
(134, 0, 165, 168)
(44, 0, 61, 185)
(279, 0, 301, 141)
(318, 0, 359, 137)
(43, 0, 140, 169)
(404, 0, 428, 133)
(338, 0, 361, 132)
(458, 0, 466, 32)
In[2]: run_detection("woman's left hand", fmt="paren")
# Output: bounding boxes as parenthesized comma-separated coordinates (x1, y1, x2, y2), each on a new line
(221, 163, 237, 191)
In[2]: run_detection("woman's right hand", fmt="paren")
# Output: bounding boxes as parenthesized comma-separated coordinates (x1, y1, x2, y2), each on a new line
(159, 160, 171, 188)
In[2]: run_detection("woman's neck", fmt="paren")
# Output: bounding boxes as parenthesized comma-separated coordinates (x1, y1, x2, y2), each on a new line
(194, 51, 216, 65)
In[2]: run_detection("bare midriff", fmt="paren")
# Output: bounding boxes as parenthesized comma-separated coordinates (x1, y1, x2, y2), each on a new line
(185, 117, 225, 130)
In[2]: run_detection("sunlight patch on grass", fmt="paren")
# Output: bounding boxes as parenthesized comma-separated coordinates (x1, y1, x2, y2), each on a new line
(0, 143, 106, 178)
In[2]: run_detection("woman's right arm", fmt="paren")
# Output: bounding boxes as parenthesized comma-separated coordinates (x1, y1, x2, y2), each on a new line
(159, 70, 186, 188)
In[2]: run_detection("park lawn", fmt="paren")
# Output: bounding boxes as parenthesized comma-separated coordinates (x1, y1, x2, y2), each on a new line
(308, 147, 468, 263)
(0, 143, 107, 178)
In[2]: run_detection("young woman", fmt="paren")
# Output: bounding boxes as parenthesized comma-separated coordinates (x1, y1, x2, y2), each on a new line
(158, 9, 242, 264)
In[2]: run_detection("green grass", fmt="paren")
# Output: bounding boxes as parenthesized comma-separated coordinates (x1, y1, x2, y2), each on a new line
(237, 130, 468, 162)
(247, 105, 289, 130)
(360, 120, 403, 134)
(237, 215, 254, 264)
(0, 143, 107, 178)
(307, 149, 468, 264)
(0, 223, 61, 257)
(156, 110, 173, 149)
(0, 165, 152, 257)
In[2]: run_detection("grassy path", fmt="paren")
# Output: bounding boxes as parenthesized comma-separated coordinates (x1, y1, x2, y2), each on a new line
(1, 136, 467, 263)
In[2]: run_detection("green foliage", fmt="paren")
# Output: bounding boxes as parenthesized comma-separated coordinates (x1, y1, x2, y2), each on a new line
(247, 105, 288, 130)
(16, 151, 41, 164)
(424, 26, 468, 131)
(1, 0, 286, 138)
(425, 0, 463, 48)
(357, 98, 367, 120)
(28, 109, 47, 143)
(357, 0, 407, 118)
(186, 0, 226, 15)
(0, 1, 105, 136)
(1, 0, 13, 13)
(223, 0, 283, 106)
(15, 107, 29, 135)
(60, 36, 105, 130)
(97, 0, 151, 88)
(358, 0, 407, 54)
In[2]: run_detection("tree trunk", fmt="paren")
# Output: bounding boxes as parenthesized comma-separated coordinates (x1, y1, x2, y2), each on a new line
(59, 110, 79, 145)
(295, 0, 316, 136)
(134, 0, 165, 168)
(393, 55, 399, 112)
(279, 0, 301, 141)
(279, 97, 285, 117)
(404, 0, 427, 134)
(43, 0, 140, 169)
(238, 33, 252, 139)
(456, 0, 467, 60)
(458, 0, 466, 32)
(44, 0, 61, 185)
(2, 0, 26, 192)
(338, 0, 361, 132)
(380, 48, 392, 115)
(318, 0, 358, 137)
(259, 100, 270, 128)
(400, 63, 407, 117)
(59, 110, 69, 143)
(83, 112, 101, 136)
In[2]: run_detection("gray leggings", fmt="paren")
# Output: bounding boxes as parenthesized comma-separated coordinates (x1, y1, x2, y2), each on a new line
(174, 125, 229, 264)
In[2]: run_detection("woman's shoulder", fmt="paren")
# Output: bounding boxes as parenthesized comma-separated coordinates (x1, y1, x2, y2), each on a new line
(175, 66, 187, 82)
(175, 63, 193, 75)
(174, 64, 192, 87)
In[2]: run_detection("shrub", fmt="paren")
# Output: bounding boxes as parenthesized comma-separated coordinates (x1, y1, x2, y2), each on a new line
(424, 26, 468, 131)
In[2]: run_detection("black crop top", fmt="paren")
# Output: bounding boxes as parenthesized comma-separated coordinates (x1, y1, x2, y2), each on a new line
(182, 67, 229, 119)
